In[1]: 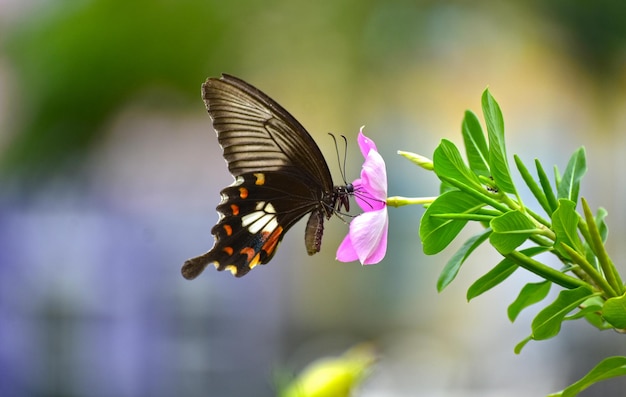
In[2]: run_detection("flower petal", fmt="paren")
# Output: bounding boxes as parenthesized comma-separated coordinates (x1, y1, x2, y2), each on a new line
(345, 208, 388, 265)
(358, 128, 377, 157)
(354, 152, 387, 211)
(360, 150, 387, 199)
(336, 233, 359, 262)
(336, 127, 389, 265)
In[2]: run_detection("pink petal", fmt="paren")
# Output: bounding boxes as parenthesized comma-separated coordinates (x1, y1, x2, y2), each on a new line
(345, 208, 388, 265)
(336, 233, 359, 262)
(360, 150, 387, 200)
(337, 127, 389, 265)
(358, 128, 378, 157)
(354, 151, 387, 211)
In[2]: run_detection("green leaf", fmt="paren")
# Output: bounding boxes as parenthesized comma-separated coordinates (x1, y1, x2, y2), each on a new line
(535, 159, 558, 214)
(565, 295, 613, 330)
(531, 286, 593, 340)
(482, 89, 516, 194)
(461, 110, 490, 177)
(565, 302, 602, 321)
(514, 155, 552, 216)
(439, 180, 457, 195)
(552, 199, 584, 256)
(433, 139, 482, 189)
(582, 297, 612, 330)
(489, 210, 538, 254)
(583, 240, 599, 272)
(514, 336, 532, 354)
(603, 294, 626, 329)
(548, 356, 626, 397)
(467, 255, 517, 301)
(557, 147, 587, 204)
(554, 165, 562, 191)
(468, 246, 548, 301)
(508, 280, 552, 322)
(595, 207, 609, 243)
(437, 229, 492, 292)
(420, 191, 485, 255)
(517, 289, 596, 355)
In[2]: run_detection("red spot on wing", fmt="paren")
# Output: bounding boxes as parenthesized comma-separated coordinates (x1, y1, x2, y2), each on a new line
(239, 187, 248, 199)
(262, 226, 283, 257)
(223, 224, 233, 236)
(240, 247, 256, 262)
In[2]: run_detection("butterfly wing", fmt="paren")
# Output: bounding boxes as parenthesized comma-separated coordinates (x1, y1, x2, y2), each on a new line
(203, 74, 334, 186)
(182, 74, 336, 279)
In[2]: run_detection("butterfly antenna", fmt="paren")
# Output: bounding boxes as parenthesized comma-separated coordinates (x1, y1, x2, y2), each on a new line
(328, 132, 350, 184)
(341, 135, 348, 185)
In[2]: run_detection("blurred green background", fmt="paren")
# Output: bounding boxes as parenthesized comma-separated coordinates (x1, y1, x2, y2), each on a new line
(1, 0, 626, 396)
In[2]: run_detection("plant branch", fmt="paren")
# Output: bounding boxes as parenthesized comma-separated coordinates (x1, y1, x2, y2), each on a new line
(505, 250, 589, 290)
(559, 243, 617, 297)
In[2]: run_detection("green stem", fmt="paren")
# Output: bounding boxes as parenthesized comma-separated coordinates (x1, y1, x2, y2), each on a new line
(528, 234, 555, 248)
(525, 207, 551, 229)
(499, 193, 521, 211)
(505, 250, 589, 290)
(439, 176, 509, 213)
(476, 208, 502, 217)
(386, 196, 437, 207)
(559, 243, 617, 297)
(429, 213, 494, 222)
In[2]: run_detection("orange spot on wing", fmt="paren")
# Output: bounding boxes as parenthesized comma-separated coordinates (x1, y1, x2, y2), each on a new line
(230, 204, 239, 216)
(253, 173, 265, 185)
(223, 224, 233, 236)
(240, 247, 256, 262)
(239, 187, 248, 199)
(222, 246, 234, 256)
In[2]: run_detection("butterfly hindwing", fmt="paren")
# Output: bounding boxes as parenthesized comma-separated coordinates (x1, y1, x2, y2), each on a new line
(208, 176, 286, 277)
(182, 171, 328, 278)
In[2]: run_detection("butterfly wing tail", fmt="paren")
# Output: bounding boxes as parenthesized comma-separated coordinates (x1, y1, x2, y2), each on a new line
(181, 253, 213, 280)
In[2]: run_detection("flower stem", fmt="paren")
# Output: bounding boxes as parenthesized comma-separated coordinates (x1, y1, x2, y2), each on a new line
(386, 196, 437, 207)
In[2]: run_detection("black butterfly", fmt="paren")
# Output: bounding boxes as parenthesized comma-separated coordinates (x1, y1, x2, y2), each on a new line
(181, 74, 353, 279)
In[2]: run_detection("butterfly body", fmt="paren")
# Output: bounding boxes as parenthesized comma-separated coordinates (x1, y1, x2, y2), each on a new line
(182, 74, 351, 279)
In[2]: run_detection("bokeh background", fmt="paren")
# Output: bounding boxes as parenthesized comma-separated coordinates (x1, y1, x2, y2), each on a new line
(1, 0, 626, 396)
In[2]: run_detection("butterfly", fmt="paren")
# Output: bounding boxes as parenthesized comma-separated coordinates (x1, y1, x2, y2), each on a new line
(181, 74, 353, 279)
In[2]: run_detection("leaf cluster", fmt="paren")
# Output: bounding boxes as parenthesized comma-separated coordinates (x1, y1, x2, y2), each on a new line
(417, 89, 626, 395)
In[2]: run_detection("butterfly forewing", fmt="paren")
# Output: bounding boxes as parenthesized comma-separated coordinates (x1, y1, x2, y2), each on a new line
(182, 74, 350, 279)
(203, 74, 334, 187)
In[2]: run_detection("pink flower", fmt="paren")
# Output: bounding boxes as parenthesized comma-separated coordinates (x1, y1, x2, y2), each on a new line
(336, 128, 388, 265)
